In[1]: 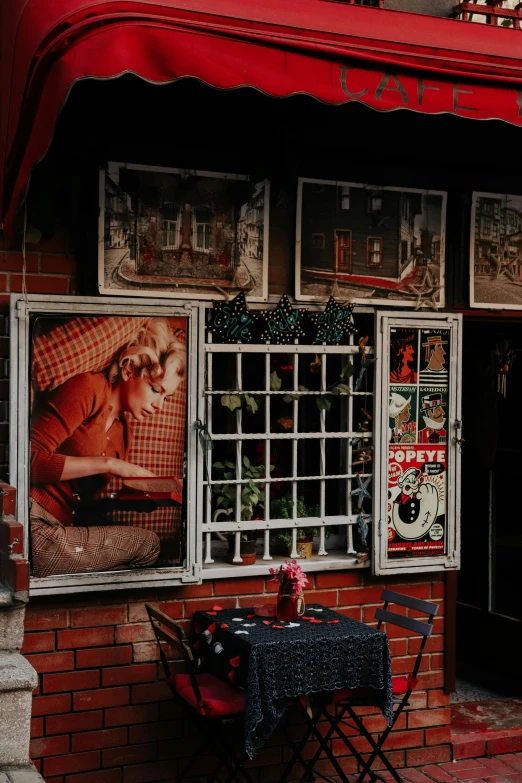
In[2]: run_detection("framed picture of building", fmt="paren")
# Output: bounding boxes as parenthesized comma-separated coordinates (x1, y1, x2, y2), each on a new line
(98, 163, 270, 301)
(295, 178, 447, 307)
(470, 191, 522, 310)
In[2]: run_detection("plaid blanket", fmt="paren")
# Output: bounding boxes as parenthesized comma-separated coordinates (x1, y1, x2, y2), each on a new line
(31, 315, 187, 565)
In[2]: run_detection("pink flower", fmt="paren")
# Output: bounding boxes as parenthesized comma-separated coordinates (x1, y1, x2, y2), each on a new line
(269, 560, 308, 594)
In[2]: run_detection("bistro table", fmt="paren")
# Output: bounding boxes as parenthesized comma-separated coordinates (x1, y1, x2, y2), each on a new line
(193, 604, 393, 759)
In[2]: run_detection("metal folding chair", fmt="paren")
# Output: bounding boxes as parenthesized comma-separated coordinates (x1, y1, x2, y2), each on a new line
(279, 590, 439, 783)
(146, 603, 254, 783)
(323, 590, 439, 783)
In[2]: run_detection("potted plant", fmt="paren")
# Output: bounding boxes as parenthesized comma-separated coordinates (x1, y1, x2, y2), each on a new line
(270, 493, 324, 559)
(212, 456, 272, 564)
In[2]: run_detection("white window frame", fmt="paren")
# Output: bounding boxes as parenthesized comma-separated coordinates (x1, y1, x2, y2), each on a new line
(200, 322, 375, 579)
(162, 215, 181, 249)
(191, 206, 211, 252)
(373, 311, 462, 575)
(10, 294, 204, 595)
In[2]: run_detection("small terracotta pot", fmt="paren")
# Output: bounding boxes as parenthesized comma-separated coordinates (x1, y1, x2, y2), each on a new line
(227, 538, 257, 565)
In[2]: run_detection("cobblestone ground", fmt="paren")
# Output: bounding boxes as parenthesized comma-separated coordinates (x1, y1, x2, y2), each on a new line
(335, 753, 522, 783)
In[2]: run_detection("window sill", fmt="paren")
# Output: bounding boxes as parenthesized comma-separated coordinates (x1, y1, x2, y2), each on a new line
(202, 551, 371, 580)
(29, 564, 191, 596)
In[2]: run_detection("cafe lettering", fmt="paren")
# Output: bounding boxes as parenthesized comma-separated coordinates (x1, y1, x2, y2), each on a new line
(339, 65, 522, 125)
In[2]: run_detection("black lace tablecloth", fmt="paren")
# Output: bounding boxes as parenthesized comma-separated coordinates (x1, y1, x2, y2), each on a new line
(193, 604, 393, 759)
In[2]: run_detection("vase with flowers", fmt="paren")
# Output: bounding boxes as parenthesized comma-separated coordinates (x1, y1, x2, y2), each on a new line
(269, 560, 308, 622)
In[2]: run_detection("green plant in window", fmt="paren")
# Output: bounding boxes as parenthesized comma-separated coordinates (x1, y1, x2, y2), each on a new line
(212, 456, 274, 523)
(270, 492, 326, 547)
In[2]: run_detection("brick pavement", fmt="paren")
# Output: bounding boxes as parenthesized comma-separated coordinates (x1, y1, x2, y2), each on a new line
(336, 753, 522, 783)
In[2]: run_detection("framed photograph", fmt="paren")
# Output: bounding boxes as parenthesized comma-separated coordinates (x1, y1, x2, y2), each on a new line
(295, 178, 446, 307)
(470, 191, 522, 310)
(10, 294, 202, 595)
(98, 163, 270, 301)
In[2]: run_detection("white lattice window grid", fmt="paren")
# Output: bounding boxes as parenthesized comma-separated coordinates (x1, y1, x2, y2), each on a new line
(202, 334, 374, 568)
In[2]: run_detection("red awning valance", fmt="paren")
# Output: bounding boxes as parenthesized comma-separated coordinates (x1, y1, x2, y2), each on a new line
(3, 0, 522, 240)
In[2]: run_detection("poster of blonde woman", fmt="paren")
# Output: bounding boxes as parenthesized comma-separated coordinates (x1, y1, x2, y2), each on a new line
(29, 315, 187, 577)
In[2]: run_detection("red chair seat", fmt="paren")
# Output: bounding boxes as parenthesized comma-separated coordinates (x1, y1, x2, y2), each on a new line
(331, 675, 417, 704)
(174, 673, 247, 717)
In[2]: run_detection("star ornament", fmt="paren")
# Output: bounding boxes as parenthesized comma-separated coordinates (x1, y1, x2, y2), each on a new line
(310, 297, 357, 345)
(351, 475, 372, 507)
(209, 291, 260, 343)
(259, 294, 306, 344)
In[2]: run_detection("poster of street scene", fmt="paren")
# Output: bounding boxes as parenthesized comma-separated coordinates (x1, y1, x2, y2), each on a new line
(295, 178, 446, 307)
(98, 163, 269, 300)
(29, 315, 187, 576)
(470, 191, 522, 310)
(386, 326, 450, 557)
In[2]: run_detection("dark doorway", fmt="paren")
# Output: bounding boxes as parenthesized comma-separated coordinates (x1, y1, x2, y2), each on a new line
(335, 229, 352, 273)
(457, 318, 522, 695)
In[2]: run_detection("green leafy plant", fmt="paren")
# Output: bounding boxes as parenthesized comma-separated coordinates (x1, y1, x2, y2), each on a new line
(212, 456, 273, 525)
(270, 492, 324, 548)
(281, 359, 357, 413)
(221, 393, 259, 414)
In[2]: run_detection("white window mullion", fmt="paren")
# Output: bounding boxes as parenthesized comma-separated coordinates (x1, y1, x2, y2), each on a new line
(347, 331, 356, 555)
(236, 352, 243, 529)
(205, 341, 214, 563)
(318, 352, 327, 555)
(290, 352, 299, 558)
(263, 352, 272, 560)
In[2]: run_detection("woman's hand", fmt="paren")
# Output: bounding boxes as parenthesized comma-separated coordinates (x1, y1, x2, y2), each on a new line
(106, 458, 156, 478)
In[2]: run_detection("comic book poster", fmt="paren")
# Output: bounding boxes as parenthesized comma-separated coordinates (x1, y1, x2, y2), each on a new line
(387, 445, 446, 556)
(387, 326, 450, 556)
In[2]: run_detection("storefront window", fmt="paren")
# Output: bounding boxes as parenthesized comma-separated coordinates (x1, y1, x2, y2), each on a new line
(201, 316, 375, 573)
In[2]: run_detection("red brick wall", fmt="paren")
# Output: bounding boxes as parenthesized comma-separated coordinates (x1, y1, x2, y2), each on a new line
(0, 229, 450, 780)
(0, 230, 79, 483)
(23, 571, 449, 783)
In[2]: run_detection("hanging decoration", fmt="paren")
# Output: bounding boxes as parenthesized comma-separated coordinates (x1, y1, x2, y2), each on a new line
(494, 339, 516, 398)
(309, 296, 357, 345)
(408, 267, 441, 311)
(259, 294, 306, 344)
(208, 292, 260, 343)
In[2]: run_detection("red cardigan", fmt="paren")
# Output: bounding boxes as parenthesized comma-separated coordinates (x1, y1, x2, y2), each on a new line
(30, 372, 128, 526)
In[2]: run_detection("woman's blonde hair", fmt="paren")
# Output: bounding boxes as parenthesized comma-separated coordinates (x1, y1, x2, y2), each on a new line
(108, 318, 186, 386)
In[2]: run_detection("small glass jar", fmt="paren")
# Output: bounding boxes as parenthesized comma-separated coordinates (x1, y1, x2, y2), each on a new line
(276, 590, 305, 622)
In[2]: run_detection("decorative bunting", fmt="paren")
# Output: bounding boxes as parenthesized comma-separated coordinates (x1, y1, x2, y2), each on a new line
(259, 294, 306, 344)
(309, 296, 357, 345)
(208, 292, 260, 343)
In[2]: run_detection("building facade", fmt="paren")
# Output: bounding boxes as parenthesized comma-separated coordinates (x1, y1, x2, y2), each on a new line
(1, 1, 522, 781)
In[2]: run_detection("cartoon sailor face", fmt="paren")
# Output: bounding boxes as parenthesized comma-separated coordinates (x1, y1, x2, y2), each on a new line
(397, 468, 422, 497)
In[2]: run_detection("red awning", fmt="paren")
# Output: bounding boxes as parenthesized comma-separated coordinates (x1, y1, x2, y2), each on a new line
(3, 0, 522, 240)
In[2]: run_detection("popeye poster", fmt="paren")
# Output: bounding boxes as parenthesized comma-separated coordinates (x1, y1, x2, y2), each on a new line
(387, 446, 446, 556)
(387, 324, 449, 556)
